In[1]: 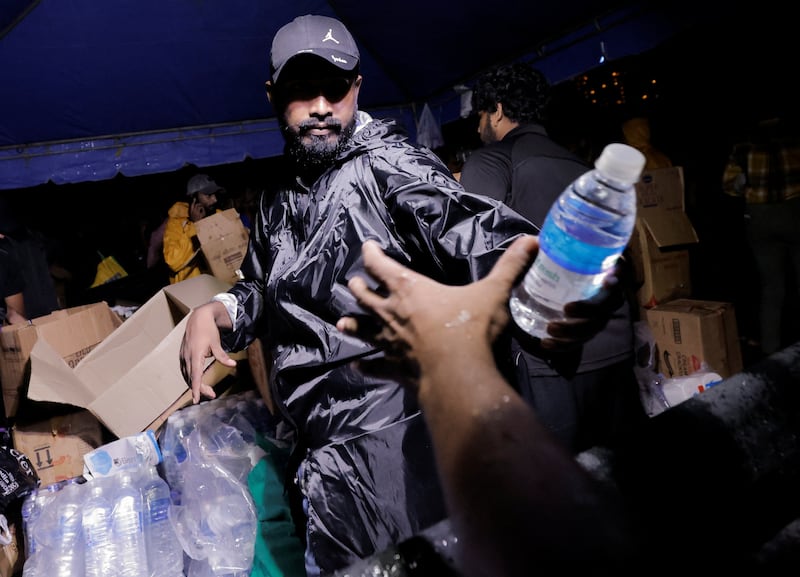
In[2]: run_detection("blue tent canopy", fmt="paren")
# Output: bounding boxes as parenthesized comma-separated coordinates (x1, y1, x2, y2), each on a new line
(0, 0, 699, 190)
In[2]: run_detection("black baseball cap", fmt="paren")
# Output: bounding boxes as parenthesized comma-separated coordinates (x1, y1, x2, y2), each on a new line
(270, 15, 360, 84)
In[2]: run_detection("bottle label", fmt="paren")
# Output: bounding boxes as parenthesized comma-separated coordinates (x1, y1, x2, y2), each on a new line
(524, 215, 625, 307)
(83, 430, 161, 479)
(524, 249, 610, 306)
(539, 218, 623, 275)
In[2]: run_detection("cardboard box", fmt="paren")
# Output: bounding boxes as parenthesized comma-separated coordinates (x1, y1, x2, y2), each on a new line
(25, 275, 243, 439)
(646, 299, 743, 379)
(629, 167, 699, 308)
(12, 410, 103, 488)
(195, 208, 250, 284)
(0, 522, 20, 577)
(0, 303, 123, 419)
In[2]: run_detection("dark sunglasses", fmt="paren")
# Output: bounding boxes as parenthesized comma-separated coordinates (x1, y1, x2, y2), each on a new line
(277, 76, 355, 103)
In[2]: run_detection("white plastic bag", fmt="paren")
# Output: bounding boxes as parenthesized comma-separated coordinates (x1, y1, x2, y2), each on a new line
(416, 103, 444, 150)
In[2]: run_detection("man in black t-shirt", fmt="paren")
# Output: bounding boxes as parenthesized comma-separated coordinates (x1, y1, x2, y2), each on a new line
(460, 62, 647, 454)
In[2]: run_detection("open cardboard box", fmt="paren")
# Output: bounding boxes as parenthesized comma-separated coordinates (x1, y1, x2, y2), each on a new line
(0, 302, 123, 419)
(629, 167, 699, 308)
(26, 275, 243, 439)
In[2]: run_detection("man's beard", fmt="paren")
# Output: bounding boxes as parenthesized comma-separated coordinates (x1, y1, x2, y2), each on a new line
(283, 115, 357, 177)
(479, 118, 498, 145)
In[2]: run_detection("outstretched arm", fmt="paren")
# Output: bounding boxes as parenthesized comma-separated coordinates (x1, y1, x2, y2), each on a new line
(337, 237, 634, 577)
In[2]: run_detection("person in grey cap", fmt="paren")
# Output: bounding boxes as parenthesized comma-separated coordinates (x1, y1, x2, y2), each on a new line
(162, 173, 223, 284)
(179, 13, 627, 575)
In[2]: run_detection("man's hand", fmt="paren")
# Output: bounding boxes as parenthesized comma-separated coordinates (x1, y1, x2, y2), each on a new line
(179, 300, 236, 403)
(337, 236, 537, 386)
(537, 260, 628, 351)
(189, 197, 207, 222)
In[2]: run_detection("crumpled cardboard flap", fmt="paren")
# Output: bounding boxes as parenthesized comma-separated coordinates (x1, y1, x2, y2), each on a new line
(635, 166, 698, 248)
(28, 338, 96, 408)
(163, 273, 231, 312)
(639, 206, 699, 248)
(86, 314, 193, 437)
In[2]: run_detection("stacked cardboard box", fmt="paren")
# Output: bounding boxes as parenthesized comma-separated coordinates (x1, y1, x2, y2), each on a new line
(3, 274, 247, 496)
(628, 166, 699, 309)
(646, 299, 743, 379)
(12, 410, 103, 488)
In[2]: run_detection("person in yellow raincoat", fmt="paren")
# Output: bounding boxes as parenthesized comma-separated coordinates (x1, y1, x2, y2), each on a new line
(163, 173, 223, 284)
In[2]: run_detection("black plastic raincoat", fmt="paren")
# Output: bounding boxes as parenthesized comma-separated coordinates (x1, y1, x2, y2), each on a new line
(220, 114, 537, 573)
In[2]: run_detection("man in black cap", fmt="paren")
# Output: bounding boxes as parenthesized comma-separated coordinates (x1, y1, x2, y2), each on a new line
(162, 173, 223, 284)
(266, 14, 363, 182)
(180, 14, 626, 575)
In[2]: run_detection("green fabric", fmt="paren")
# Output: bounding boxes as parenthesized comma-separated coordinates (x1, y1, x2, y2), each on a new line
(248, 439, 306, 577)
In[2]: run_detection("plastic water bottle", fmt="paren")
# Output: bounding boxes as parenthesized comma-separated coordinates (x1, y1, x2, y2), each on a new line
(83, 478, 117, 577)
(51, 479, 85, 577)
(112, 471, 149, 577)
(142, 466, 185, 577)
(22, 483, 63, 577)
(20, 488, 40, 560)
(159, 412, 196, 505)
(20, 489, 42, 577)
(510, 142, 645, 338)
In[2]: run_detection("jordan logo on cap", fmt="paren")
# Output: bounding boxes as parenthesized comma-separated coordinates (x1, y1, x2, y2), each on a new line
(322, 28, 340, 44)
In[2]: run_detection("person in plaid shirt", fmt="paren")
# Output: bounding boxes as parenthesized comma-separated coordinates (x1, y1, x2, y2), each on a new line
(722, 115, 800, 355)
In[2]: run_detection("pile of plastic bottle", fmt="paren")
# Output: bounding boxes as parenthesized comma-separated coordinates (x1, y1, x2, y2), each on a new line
(21, 467, 184, 577)
(19, 390, 283, 577)
(160, 390, 289, 577)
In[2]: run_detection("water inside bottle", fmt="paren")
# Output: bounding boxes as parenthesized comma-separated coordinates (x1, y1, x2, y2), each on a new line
(509, 283, 562, 339)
